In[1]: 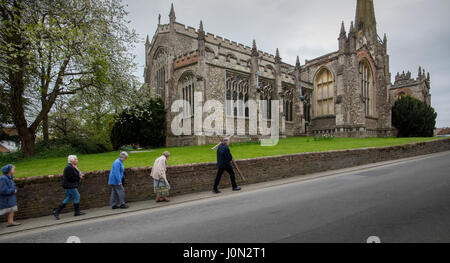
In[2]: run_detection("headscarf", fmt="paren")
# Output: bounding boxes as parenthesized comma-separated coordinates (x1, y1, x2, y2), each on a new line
(1, 164, 13, 176)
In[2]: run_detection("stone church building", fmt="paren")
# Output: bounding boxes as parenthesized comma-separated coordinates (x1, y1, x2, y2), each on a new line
(141, 0, 431, 146)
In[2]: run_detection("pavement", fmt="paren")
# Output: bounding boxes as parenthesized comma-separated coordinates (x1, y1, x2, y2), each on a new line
(0, 151, 449, 243)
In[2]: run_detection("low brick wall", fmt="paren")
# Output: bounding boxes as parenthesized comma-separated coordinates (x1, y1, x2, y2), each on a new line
(5, 138, 450, 221)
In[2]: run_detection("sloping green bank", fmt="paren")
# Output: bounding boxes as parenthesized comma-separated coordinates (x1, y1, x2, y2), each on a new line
(8, 137, 446, 178)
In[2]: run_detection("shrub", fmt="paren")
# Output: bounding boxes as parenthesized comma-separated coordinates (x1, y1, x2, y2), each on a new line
(0, 151, 23, 165)
(111, 98, 166, 149)
(33, 136, 113, 159)
(392, 96, 437, 137)
(313, 135, 334, 141)
(34, 141, 79, 159)
(0, 135, 113, 165)
(65, 136, 113, 154)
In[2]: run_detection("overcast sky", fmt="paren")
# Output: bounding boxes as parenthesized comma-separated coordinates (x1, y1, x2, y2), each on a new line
(124, 0, 450, 128)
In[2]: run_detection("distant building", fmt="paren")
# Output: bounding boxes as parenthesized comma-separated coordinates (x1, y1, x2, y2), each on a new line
(436, 128, 450, 137)
(390, 68, 431, 105)
(142, 0, 432, 146)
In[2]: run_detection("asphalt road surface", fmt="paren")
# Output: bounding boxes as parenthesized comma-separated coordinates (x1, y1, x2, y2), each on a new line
(1, 152, 449, 243)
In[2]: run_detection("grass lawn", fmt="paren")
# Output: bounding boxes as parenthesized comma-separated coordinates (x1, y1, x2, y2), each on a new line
(8, 136, 446, 178)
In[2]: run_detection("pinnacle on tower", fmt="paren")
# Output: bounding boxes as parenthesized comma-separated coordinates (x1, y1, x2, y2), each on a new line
(349, 21, 356, 35)
(275, 48, 281, 64)
(296, 56, 301, 67)
(199, 20, 204, 32)
(198, 20, 205, 40)
(340, 21, 346, 37)
(339, 21, 347, 52)
(169, 3, 176, 22)
(251, 40, 258, 57)
(145, 35, 150, 54)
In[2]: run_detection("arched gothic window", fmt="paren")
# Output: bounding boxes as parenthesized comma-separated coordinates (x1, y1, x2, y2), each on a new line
(359, 60, 373, 116)
(226, 74, 249, 117)
(314, 68, 334, 117)
(284, 90, 294, 122)
(258, 80, 274, 120)
(179, 73, 195, 117)
(153, 49, 167, 98)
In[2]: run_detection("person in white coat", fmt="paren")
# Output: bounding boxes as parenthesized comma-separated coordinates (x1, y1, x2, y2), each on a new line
(150, 151, 171, 202)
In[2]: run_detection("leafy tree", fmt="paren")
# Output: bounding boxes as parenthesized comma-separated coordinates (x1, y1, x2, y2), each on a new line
(392, 95, 437, 137)
(0, 84, 12, 127)
(47, 99, 83, 139)
(47, 77, 141, 145)
(111, 98, 166, 150)
(66, 77, 142, 139)
(0, 0, 139, 157)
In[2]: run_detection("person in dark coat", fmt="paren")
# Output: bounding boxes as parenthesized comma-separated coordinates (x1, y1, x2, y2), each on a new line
(53, 155, 86, 220)
(0, 164, 20, 227)
(212, 138, 241, 194)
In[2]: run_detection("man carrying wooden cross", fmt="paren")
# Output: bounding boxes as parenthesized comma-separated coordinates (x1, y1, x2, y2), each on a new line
(212, 137, 242, 194)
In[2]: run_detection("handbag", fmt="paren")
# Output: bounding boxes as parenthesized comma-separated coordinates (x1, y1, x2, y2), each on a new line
(156, 179, 169, 198)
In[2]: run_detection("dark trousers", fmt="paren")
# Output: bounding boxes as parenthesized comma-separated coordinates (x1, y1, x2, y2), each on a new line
(213, 167, 238, 190)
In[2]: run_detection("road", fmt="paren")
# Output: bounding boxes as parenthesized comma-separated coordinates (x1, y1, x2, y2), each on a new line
(1, 151, 450, 243)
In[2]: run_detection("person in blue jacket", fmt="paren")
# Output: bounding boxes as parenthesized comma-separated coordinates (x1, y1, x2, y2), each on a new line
(0, 164, 21, 227)
(212, 138, 241, 194)
(109, 152, 129, 209)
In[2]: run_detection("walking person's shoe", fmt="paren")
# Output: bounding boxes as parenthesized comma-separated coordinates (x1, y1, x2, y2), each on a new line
(73, 204, 86, 217)
(212, 189, 221, 194)
(6, 222, 21, 227)
(119, 204, 129, 209)
(232, 187, 242, 191)
(112, 205, 120, 210)
(53, 203, 66, 220)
